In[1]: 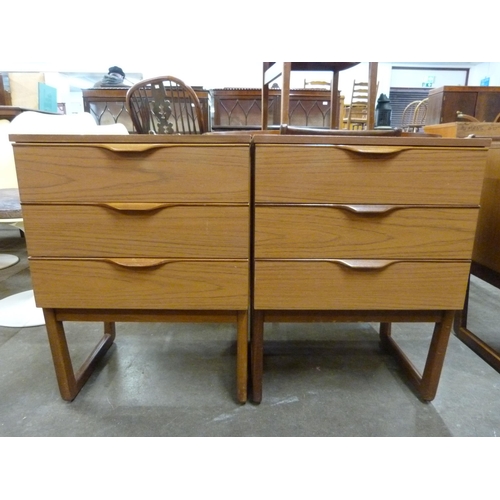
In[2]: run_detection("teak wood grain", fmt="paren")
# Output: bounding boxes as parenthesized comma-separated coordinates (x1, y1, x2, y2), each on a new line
(255, 145, 487, 204)
(255, 206, 479, 259)
(29, 259, 249, 310)
(14, 144, 250, 203)
(254, 260, 471, 310)
(22, 204, 249, 258)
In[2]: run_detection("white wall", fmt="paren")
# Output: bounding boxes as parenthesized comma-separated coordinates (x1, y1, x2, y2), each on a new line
(5, 62, 500, 110)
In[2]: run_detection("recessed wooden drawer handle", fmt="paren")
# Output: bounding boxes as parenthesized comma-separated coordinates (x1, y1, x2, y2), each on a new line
(94, 144, 169, 153)
(106, 258, 172, 268)
(333, 259, 396, 270)
(101, 202, 176, 212)
(336, 145, 412, 155)
(337, 204, 398, 214)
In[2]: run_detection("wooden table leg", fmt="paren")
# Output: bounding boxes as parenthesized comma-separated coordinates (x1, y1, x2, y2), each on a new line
(43, 309, 115, 401)
(251, 310, 264, 403)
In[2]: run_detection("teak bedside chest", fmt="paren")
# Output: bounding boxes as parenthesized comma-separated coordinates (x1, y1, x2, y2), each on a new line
(11, 133, 252, 403)
(251, 134, 490, 403)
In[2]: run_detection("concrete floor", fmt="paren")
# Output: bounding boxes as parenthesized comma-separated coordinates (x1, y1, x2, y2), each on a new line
(2, 226, 500, 437)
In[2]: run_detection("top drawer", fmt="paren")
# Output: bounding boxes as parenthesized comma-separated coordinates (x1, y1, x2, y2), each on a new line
(255, 145, 487, 205)
(13, 144, 250, 203)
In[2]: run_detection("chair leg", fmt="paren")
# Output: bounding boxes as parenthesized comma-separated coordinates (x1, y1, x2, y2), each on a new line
(43, 309, 115, 401)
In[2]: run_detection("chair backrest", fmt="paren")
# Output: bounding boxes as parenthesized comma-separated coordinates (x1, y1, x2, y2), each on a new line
(303, 79, 330, 89)
(408, 98, 428, 131)
(401, 100, 421, 131)
(346, 81, 370, 129)
(126, 76, 206, 134)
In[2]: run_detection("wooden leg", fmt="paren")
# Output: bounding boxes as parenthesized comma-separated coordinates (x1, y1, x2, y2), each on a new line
(236, 310, 248, 403)
(280, 63, 292, 127)
(419, 311, 455, 400)
(454, 276, 470, 334)
(43, 309, 115, 401)
(379, 322, 392, 346)
(453, 270, 500, 373)
(251, 310, 264, 403)
(380, 311, 454, 401)
(455, 323, 500, 373)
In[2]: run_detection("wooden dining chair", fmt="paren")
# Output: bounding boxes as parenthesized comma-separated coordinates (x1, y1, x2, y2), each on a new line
(126, 76, 206, 134)
(343, 80, 371, 130)
(401, 100, 428, 132)
(401, 98, 428, 132)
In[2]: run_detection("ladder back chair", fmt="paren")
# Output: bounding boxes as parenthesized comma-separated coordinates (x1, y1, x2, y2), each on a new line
(126, 76, 206, 134)
(344, 80, 370, 130)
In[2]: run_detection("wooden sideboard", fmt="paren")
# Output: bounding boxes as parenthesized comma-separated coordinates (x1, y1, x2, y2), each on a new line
(82, 87, 211, 132)
(251, 134, 490, 403)
(211, 88, 341, 130)
(82, 87, 340, 132)
(11, 133, 251, 403)
(426, 86, 500, 124)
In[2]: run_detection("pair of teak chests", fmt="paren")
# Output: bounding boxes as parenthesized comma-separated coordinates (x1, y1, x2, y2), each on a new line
(10, 133, 490, 404)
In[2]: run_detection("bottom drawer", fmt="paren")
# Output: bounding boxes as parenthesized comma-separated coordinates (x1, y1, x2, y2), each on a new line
(254, 260, 470, 310)
(30, 259, 248, 310)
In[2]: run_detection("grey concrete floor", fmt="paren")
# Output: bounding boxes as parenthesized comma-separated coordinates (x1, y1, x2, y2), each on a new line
(2, 226, 500, 437)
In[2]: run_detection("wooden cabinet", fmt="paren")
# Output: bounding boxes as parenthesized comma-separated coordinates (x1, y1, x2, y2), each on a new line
(426, 86, 500, 124)
(251, 135, 489, 403)
(82, 87, 211, 132)
(11, 133, 251, 402)
(211, 88, 339, 130)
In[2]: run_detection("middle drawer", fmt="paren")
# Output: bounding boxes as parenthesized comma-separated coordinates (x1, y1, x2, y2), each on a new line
(22, 204, 249, 258)
(255, 205, 479, 259)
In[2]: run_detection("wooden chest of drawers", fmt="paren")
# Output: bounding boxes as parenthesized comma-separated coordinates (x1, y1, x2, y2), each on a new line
(11, 134, 252, 402)
(251, 134, 490, 402)
(10, 132, 491, 405)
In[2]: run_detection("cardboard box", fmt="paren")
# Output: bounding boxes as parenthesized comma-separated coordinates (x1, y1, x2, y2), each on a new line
(8, 72, 45, 109)
(424, 122, 500, 138)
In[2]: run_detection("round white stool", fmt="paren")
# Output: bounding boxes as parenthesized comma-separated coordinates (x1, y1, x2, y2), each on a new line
(0, 290, 45, 327)
(0, 254, 20, 270)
